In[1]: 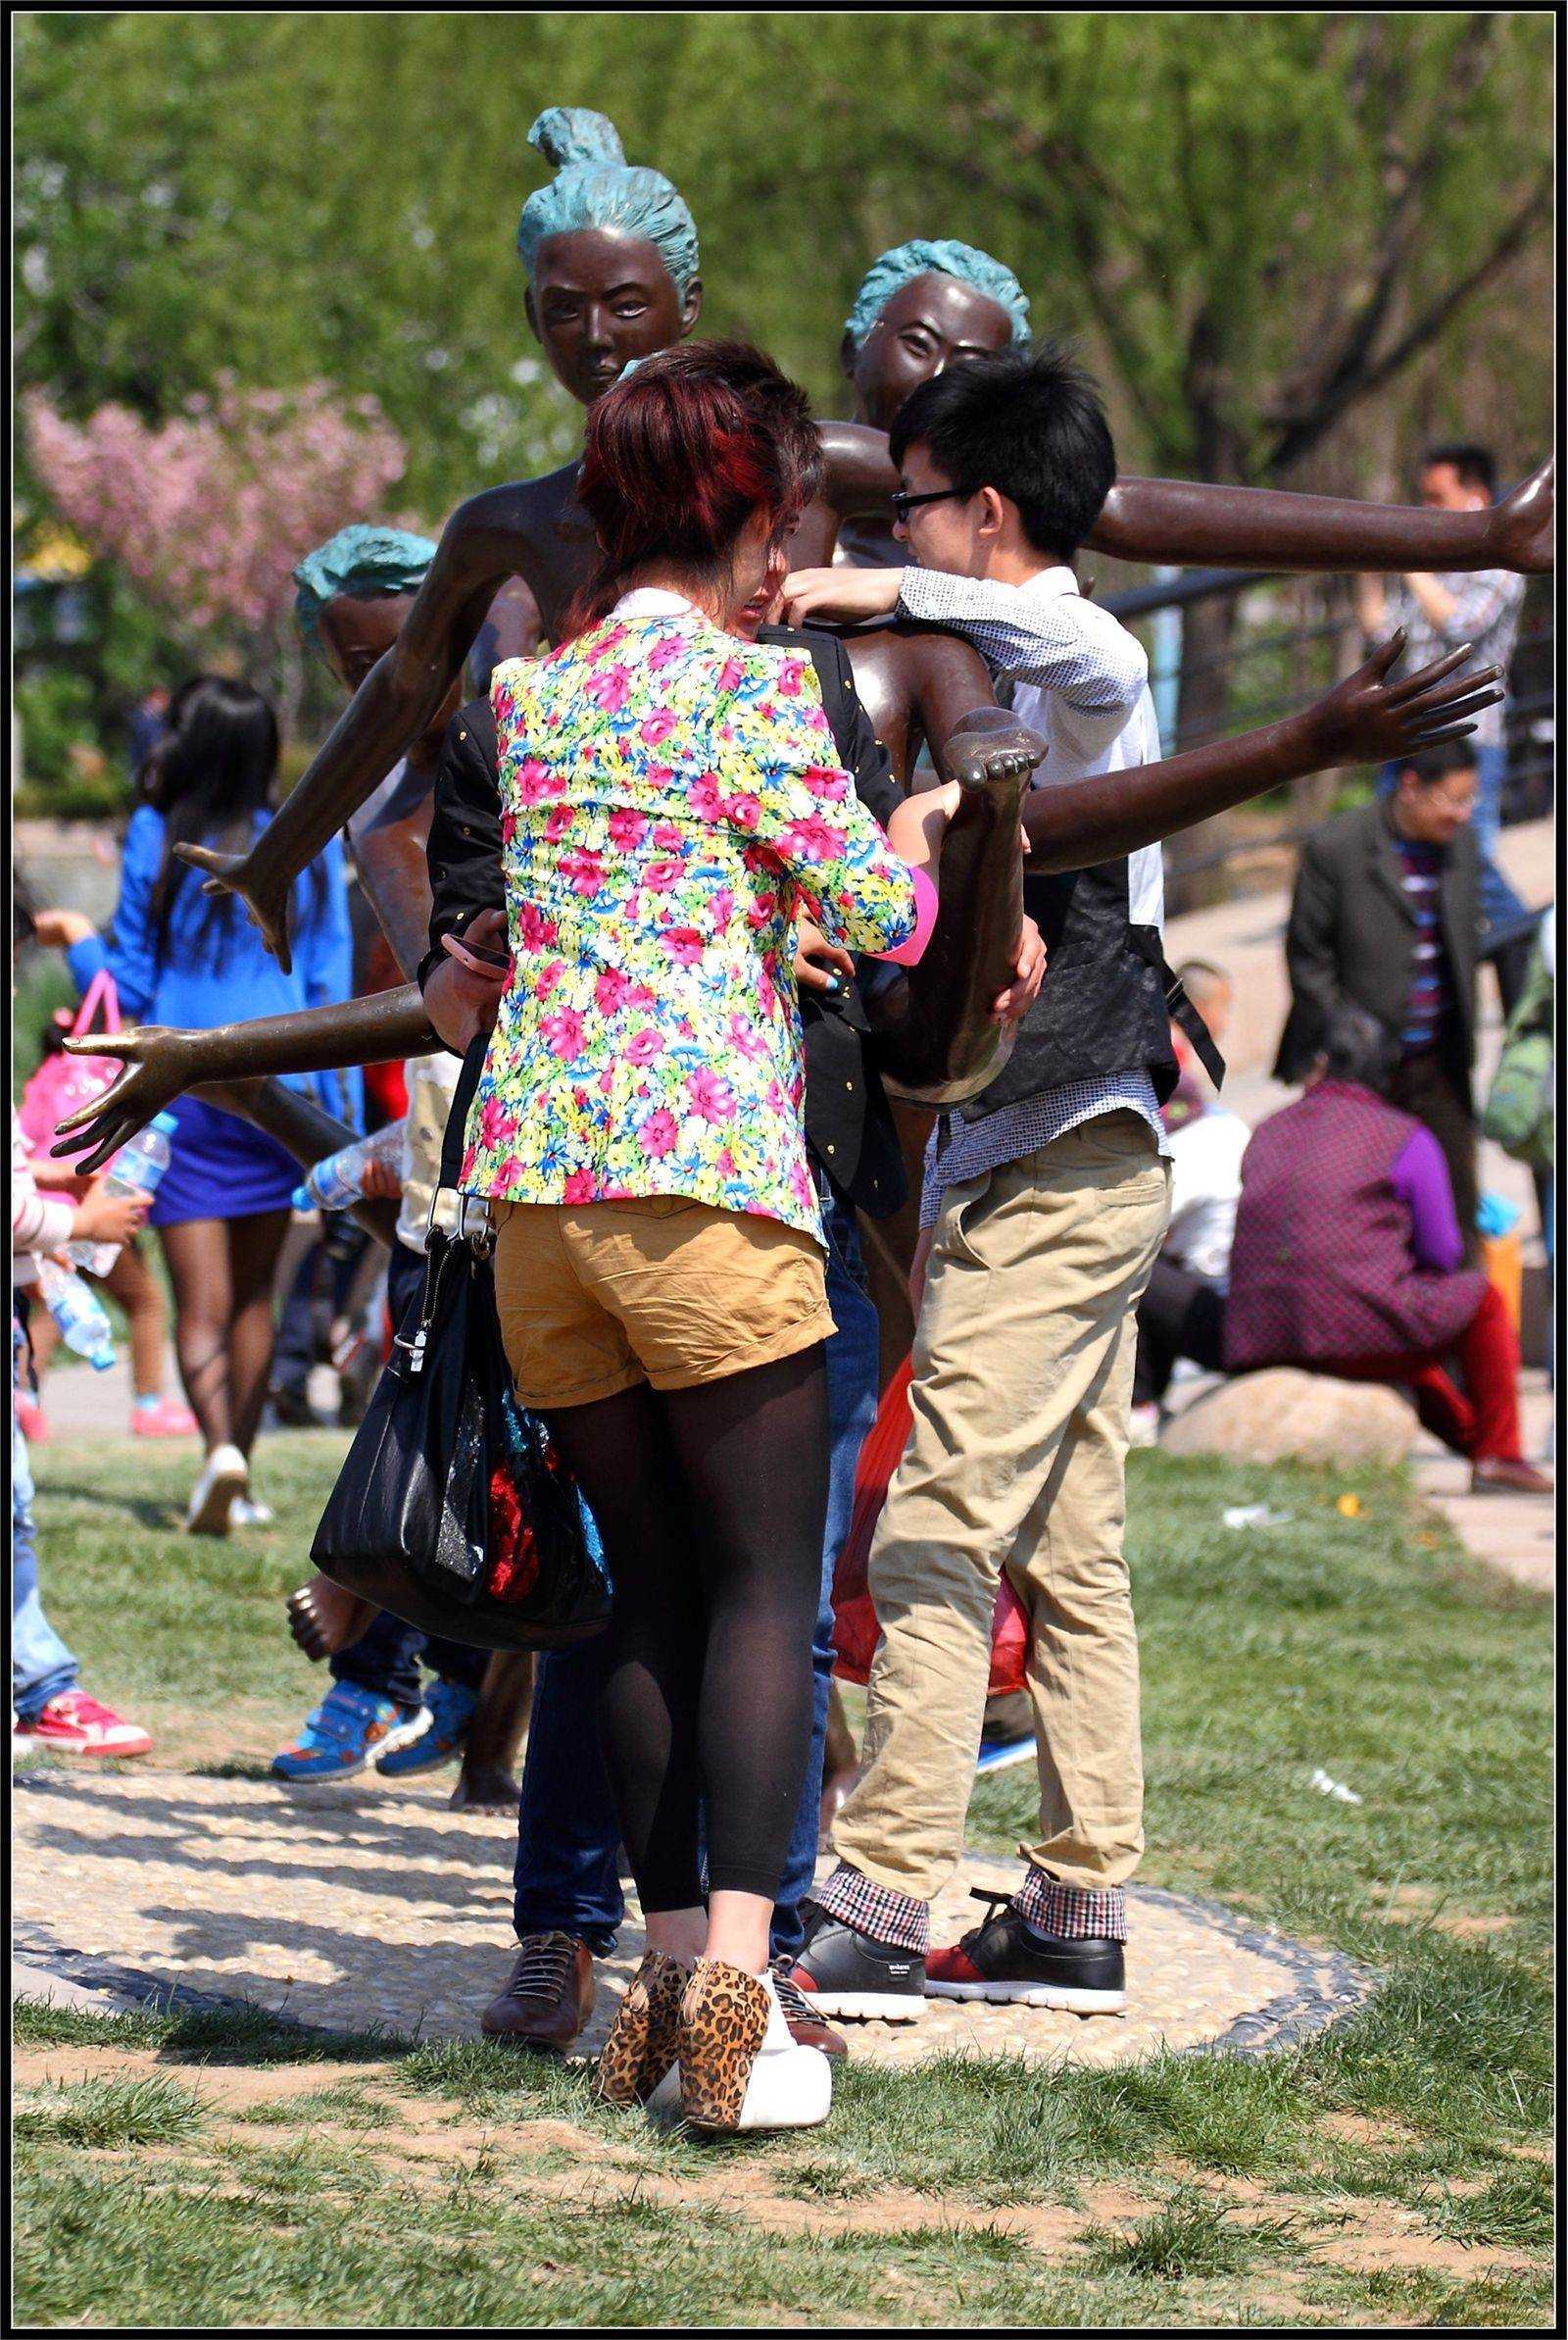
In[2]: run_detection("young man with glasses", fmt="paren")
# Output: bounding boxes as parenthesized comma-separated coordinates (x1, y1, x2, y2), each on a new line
(781, 343, 1184, 2018)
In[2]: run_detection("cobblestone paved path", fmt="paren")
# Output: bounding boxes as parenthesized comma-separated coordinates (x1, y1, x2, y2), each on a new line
(14, 1766, 1369, 2067)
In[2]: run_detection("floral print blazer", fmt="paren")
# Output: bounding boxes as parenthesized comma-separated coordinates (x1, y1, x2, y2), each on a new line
(463, 596, 923, 1244)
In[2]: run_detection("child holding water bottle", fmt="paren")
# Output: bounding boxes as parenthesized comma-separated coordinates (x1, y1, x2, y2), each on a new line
(12, 1111, 155, 1757)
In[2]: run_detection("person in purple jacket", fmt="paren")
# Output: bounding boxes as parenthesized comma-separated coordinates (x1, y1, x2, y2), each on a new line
(1224, 1006, 1550, 1495)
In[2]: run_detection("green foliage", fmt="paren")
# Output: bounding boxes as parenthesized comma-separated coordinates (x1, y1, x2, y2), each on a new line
(15, 13, 1553, 516)
(13, 14, 1552, 787)
(13, 669, 126, 820)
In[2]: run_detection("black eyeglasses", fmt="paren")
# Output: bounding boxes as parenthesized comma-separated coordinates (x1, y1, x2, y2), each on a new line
(890, 486, 968, 524)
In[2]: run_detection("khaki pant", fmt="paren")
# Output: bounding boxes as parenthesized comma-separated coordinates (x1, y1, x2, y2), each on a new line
(833, 1111, 1171, 1904)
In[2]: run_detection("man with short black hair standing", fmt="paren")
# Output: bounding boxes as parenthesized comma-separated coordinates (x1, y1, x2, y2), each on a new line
(1357, 443, 1529, 949)
(783, 345, 1180, 2019)
(1276, 741, 1484, 1260)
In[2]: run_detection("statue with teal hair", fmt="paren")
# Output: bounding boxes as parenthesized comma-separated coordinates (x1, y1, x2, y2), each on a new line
(152, 97, 1549, 975)
(51, 122, 1538, 1776)
(64, 105, 1552, 1152)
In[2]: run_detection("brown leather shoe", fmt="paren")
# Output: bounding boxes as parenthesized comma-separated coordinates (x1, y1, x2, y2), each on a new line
(1471, 1456, 1554, 1496)
(774, 1960, 849, 2059)
(479, 1932, 595, 2054)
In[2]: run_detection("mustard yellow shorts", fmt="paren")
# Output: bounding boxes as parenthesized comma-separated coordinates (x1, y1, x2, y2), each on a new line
(492, 1195, 836, 1410)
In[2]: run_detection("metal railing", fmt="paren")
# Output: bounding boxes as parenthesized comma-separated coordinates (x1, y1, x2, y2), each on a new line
(1100, 567, 1555, 898)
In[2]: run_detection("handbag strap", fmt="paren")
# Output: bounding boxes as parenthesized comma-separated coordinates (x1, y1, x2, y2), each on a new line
(73, 968, 121, 1039)
(438, 1036, 492, 1192)
(400, 1038, 493, 1376)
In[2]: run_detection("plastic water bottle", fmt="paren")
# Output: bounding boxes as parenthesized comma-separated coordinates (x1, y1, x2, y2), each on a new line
(35, 1257, 117, 1371)
(291, 1118, 406, 1215)
(69, 1112, 178, 1278)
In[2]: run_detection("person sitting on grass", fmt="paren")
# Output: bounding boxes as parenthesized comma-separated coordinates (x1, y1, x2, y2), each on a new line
(1224, 1005, 1551, 1496)
(1129, 960, 1251, 1443)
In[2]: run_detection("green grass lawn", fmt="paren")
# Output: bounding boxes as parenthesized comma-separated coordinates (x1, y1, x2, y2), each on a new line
(15, 1429, 1554, 2326)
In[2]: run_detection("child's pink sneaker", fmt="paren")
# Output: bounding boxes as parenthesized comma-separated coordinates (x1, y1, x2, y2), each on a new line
(131, 1395, 199, 1439)
(15, 1690, 153, 1759)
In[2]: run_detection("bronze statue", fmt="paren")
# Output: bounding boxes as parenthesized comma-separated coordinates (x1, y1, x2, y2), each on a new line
(46, 165, 1527, 1718)
(169, 198, 1551, 980)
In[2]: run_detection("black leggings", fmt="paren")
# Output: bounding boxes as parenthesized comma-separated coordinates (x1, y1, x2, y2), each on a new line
(542, 1345, 828, 1914)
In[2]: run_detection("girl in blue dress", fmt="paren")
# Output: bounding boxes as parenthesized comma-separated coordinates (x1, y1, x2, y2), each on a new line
(68, 676, 357, 1532)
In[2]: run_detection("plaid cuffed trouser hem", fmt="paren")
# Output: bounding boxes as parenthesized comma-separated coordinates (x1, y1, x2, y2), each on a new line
(807, 1864, 931, 1955)
(809, 1862, 1130, 1955)
(1014, 1866, 1128, 1943)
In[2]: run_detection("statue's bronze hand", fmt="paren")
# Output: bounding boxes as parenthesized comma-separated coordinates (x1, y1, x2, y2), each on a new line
(53, 1026, 195, 1174)
(1489, 457, 1554, 574)
(1303, 631, 1502, 769)
(173, 842, 294, 974)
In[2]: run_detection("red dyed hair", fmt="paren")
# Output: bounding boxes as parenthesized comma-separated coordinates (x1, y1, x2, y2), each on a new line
(569, 340, 821, 633)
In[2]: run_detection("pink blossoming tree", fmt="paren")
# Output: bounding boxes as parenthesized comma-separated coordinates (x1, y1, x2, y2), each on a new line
(25, 378, 408, 715)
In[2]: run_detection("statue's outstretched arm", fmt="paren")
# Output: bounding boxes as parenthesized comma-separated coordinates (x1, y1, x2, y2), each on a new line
(865, 630, 1496, 1105)
(812, 422, 1552, 575)
(1090, 459, 1552, 576)
(1020, 633, 1499, 869)
(55, 986, 438, 1175)
(174, 490, 521, 971)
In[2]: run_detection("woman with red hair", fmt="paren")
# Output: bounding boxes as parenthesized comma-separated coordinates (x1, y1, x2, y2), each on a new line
(435, 343, 940, 2133)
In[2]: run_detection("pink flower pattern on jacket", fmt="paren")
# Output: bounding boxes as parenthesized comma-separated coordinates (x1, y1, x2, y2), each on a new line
(462, 609, 919, 1243)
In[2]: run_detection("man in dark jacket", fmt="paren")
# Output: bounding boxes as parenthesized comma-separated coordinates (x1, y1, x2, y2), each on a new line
(1275, 742, 1483, 1252)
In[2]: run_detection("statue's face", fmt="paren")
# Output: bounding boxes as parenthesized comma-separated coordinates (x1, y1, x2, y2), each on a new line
(526, 229, 702, 410)
(318, 593, 461, 755)
(317, 592, 413, 697)
(846, 272, 1016, 434)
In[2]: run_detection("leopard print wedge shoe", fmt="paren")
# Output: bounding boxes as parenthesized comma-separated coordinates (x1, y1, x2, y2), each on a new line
(593, 1949, 688, 2106)
(669, 1959, 833, 2135)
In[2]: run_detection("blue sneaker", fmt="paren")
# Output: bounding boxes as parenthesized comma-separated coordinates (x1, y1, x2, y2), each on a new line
(270, 1682, 427, 1782)
(376, 1679, 479, 1778)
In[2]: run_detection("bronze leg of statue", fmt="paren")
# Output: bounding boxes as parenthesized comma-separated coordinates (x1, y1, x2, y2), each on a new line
(450, 1652, 536, 1810)
(871, 719, 1037, 1104)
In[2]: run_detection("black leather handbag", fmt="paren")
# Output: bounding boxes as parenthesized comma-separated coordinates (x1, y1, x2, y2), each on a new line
(311, 1039, 612, 1653)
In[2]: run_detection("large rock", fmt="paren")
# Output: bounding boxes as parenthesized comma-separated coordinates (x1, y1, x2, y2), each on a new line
(1162, 1369, 1416, 1467)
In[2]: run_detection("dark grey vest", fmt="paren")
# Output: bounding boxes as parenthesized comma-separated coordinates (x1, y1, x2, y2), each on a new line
(959, 856, 1220, 1123)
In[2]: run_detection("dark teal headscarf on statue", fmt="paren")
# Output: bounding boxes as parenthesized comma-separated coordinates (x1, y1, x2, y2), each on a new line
(293, 525, 438, 643)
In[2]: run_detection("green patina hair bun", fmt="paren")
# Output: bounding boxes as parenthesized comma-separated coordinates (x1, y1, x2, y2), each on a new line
(516, 107, 700, 300)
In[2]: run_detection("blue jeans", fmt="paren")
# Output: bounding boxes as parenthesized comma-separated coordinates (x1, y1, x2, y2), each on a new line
(12, 1369, 79, 1722)
(1380, 746, 1527, 943)
(511, 1178, 880, 1963)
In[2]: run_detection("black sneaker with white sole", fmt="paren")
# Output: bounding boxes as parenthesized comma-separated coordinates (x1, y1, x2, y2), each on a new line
(789, 1904, 925, 2023)
(924, 1889, 1126, 2014)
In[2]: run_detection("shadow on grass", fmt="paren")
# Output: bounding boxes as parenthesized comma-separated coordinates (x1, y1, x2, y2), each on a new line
(31, 1474, 186, 1533)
